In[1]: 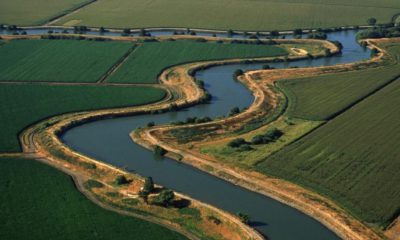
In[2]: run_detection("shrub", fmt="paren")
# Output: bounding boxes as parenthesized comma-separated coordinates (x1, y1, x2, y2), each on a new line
(115, 175, 129, 185)
(237, 212, 250, 224)
(207, 216, 222, 225)
(238, 144, 253, 151)
(229, 107, 240, 116)
(308, 31, 327, 40)
(228, 138, 247, 148)
(147, 121, 155, 127)
(233, 69, 244, 78)
(154, 145, 167, 156)
(293, 28, 303, 35)
(153, 189, 175, 207)
(142, 176, 154, 194)
(84, 179, 104, 189)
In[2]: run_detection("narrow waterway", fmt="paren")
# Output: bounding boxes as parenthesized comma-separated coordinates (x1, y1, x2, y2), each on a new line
(60, 30, 369, 240)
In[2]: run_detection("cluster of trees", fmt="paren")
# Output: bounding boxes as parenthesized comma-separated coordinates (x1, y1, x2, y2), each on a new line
(357, 26, 400, 39)
(227, 128, 283, 151)
(138, 177, 176, 207)
(73, 25, 89, 34)
(307, 31, 327, 40)
(172, 116, 212, 125)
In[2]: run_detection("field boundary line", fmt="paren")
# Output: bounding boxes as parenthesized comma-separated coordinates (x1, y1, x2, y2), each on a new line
(45, 0, 98, 26)
(97, 44, 139, 84)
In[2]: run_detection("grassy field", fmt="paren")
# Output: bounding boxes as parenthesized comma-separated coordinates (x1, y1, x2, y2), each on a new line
(108, 40, 288, 84)
(0, 83, 165, 152)
(258, 75, 400, 226)
(279, 43, 400, 120)
(0, 0, 92, 25)
(0, 157, 187, 240)
(0, 40, 133, 83)
(56, 0, 400, 31)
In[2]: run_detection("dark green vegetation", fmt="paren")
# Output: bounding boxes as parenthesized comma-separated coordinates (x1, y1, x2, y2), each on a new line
(0, 40, 133, 83)
(0, 157, 187, 240)
(258, 44, 400, 227)
(0, 83, 165, 152)
(357, 25, 400, 40)
(108, 40, 287, 83)
(278, 44, 400, 120)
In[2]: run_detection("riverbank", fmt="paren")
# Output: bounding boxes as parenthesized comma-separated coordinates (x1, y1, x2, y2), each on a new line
(132, 38, 396, 240)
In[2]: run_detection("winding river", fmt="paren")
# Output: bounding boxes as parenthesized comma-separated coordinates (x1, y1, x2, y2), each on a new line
(55, 30, 369, 240)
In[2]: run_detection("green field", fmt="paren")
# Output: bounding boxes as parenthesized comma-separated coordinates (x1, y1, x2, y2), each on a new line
(0, 157, 187, 240)
(108, 40, 288, 84)
(0, 0, 92, 25)
(0, 83, 165, 152)
(0, 40, 133, 83)
(279, 44, 400, 120)
(56, 0, 400, 31)
(258, 74, 400, 225)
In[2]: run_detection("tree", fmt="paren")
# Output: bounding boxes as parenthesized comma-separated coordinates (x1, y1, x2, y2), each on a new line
(123, 28, 131, 34)
(99, 27, 106, 33)
(228, 138, 246, 148)
(143, 176, 154, 194)
(293, 28, 303, 35)
(270, 30, 279, 37)
(233, 69, 244, 78)
(154, 145, 167, 156)
(367, 18, 377, 26)
(237, 212, 251, 224)
(115, 175, 129, 185)
(153, 189, 175, 207)
(229, 106, 240, 116)
(147, 121, 155, 127)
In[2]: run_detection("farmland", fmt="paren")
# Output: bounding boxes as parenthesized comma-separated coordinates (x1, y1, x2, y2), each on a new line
(0, 157, 187, 240)
(279, 43, 400, 120)
(0, 0, 92, 25)
(258, 75, 400, 227)
(0, 40, 133, 83)
(56, 0, 400, 31)
(108, 40, 288, 84)
(0, 83, 166, 152)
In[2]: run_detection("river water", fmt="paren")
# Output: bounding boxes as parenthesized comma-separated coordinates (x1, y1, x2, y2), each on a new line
(57, 30, 369, 239)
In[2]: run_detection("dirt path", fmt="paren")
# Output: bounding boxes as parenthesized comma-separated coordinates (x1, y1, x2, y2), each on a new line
(45, 0, 98, 26)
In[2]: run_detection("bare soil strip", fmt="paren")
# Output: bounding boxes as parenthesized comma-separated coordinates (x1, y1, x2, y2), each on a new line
(45, 0, 98, 26)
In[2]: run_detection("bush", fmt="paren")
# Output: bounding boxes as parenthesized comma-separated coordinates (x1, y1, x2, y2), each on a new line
(238, 144, 253, 151)
(293, 28, 303, 35)
(153, 189, 175, 207)
(154, 145, 167, 156)
(207, 216, 222, 225)
(142, 176, 154, 194)
(84, 179, 104, 189)
(115, 175, 129, 185)
(308, 31, 327, 40)
(237, 212, 250, 224)
(228, 138, 247, 148)
(147, 121, 155, 127)
(233, 69, 244, 78)
(229, 107, 240, 116)
(270, 30, 279, 37)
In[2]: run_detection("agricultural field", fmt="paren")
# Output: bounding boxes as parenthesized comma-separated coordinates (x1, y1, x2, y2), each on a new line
(279, 43, 400, 120)
(258, 73, 400, 227)
(0, 83, 166, 152)
(0, 40, 133, 83)
(108, 40, 288, 84)
(56, 0, 400, 31)
(0, 157, 187, 240)
(0, 0, 92, 25)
